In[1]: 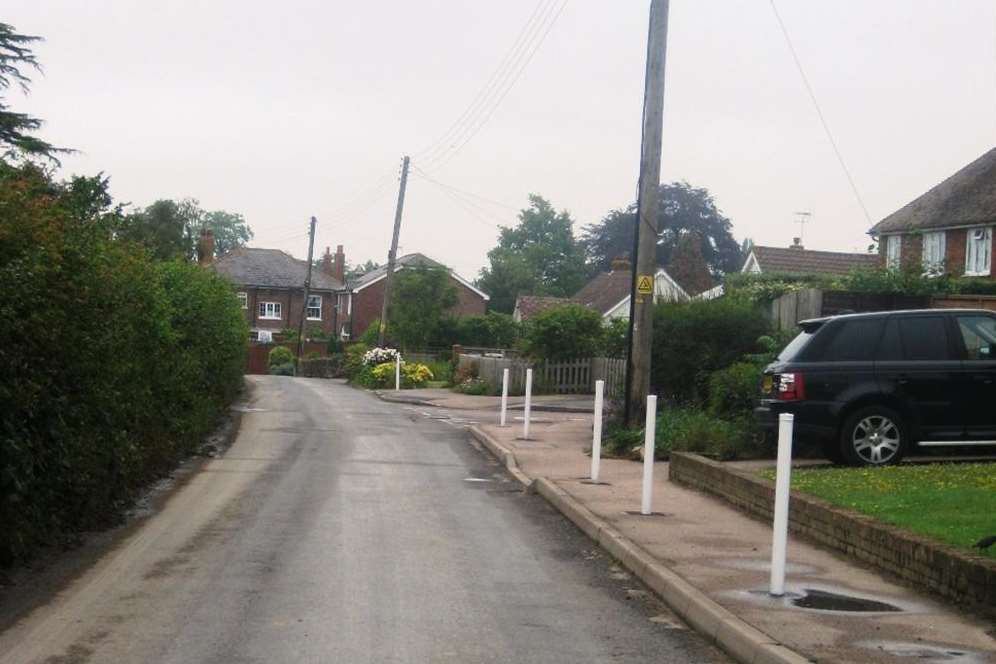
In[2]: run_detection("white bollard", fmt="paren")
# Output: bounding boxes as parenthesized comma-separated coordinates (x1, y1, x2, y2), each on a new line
(395, 353, 400, 392)
(522, 368, 533, 439)
(770, 413, 795, 596)
(641, 395, 657, 515)
(591, 380, 605, 482)
(499, 368, 510, 427)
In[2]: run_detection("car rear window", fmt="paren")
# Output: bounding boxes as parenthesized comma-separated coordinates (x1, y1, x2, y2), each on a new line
(812, 318, 884, 361)
(777, 330, 814, 362)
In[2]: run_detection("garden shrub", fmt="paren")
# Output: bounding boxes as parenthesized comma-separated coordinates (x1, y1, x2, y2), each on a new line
(651, 298, 770, 404)
(343, 343, 369, 379)
(0, 162, 247, 565)
(522, 304, 604, 360)
(708, 362, 762, 418)
(270, 363, 296, 376)
(604, 407, 753, 461)
(359, 319, 381, 346)
(454, 377, 491, 395)
(426, 360, 454, 386)
(268, 346, 294, 367)
(600, 317, 628, 359)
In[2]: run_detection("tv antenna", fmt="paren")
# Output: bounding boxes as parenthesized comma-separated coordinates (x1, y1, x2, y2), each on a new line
(794, 211, 812, 244)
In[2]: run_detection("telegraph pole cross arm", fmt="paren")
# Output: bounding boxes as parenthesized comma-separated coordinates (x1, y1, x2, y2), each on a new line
(378, 155, 411, 348)
(623, 0, 670, 429)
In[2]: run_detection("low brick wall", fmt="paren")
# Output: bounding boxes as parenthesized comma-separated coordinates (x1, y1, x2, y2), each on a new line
(669, 452, 996, 617)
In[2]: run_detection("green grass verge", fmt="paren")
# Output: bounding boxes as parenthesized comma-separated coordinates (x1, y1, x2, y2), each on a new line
(760, 463, 996, 560)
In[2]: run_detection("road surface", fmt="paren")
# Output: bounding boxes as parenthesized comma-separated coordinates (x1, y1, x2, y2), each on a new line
(0, 376, 728, 663)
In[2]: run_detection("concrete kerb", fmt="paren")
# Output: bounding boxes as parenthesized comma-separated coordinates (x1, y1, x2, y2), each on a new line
(531, 477, 813, 664)
(467, 426, 534, 490)
(374, 390, 592, 413)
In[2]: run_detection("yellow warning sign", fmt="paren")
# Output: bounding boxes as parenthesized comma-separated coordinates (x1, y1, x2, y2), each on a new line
(637, 275, 653, 295)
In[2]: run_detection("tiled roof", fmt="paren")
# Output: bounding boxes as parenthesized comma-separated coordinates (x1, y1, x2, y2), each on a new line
(350, 253, 444, 289)
(750, 246, 880, 276)
(212, 248, 343, 290)
(513, 295, 569, 321)
(871, 146, 996, 234)
(572, 270, 631, 315)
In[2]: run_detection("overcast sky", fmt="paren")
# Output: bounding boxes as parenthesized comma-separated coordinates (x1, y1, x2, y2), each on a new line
(6, 1, 996, 279)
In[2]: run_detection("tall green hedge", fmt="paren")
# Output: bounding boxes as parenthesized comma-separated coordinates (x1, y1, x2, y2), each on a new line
(0, 163, 247, 564)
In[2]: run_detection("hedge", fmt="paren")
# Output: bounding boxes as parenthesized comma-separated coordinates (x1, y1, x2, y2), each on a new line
(0, 163, 247, 565)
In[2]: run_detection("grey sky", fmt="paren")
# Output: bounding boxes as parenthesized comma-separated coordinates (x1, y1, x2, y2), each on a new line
(7, 1, 996, 280)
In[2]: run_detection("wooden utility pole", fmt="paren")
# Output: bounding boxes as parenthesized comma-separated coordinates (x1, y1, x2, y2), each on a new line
(623, 0, 670, 428)
(378, 155, 410, 347)
(297, 216, 318, 365)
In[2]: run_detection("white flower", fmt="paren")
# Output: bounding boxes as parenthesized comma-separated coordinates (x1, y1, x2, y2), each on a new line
(362, 347, 401, 366)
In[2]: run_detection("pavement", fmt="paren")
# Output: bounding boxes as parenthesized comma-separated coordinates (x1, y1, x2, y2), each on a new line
(375, 387, 595, 413)
(442, 398, 996, 664)
(0, 377, 729, 664)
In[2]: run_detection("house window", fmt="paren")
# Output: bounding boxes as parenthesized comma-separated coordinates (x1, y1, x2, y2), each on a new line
(921, 232, 945, 275)
(259, 302, 282, 320)
(306, 295, 322, 320)
(965, 227, 992, 276)
(885, 235, 902, 269)
(237, 292, 248, 309)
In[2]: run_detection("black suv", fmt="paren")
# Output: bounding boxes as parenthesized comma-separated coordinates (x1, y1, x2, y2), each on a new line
(756, 309, 996, 466)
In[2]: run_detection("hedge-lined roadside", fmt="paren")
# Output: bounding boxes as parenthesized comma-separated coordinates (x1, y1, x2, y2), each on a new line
(0, 162, 248, 565)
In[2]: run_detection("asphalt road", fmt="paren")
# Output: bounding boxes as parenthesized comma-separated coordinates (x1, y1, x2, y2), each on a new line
(0, 377, 728, 664)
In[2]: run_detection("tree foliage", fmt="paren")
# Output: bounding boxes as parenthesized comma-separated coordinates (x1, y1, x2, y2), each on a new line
(119, 198, 253, 261)
(388, 265, 458, 350)
(522, 304, 605, 361)
(0, 23, 66, 160)
(580, 182, 742, 276)
(0, 161, 247, 564)
(666, 232, 715, 296)
(477, 194, 589, 313)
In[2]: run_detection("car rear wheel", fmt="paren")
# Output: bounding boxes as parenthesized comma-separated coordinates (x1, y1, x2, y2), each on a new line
(840, 406, 907, 467)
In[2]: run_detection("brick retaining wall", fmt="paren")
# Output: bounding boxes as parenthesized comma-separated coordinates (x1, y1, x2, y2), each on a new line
(669, 452, 996, 617)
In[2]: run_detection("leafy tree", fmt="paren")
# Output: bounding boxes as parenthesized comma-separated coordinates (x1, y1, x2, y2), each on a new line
(666, 232, 715, 296)
(0, 23, 67, 160)
(119, 198, 252, 260)
(477, 194, 589, 313)
(580, 181, 742, 276)
(389, 265, 458, 350)
(522, 304, 604, 361)
(202, 210, 253, 256)
(438, 311, 521, 348)
(600, 317, 629, 359)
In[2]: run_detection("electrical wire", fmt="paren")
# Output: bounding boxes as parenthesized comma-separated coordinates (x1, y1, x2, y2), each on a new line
(417, 0, 570, 172)
(410, 165, 519, 211)
(769, 0, 873, 225)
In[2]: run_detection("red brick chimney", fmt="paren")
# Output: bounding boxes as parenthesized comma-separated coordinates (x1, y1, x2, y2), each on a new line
(320, 247, 333, 276)
(197, 228, 215, 265)
(334, 245, 345, 283)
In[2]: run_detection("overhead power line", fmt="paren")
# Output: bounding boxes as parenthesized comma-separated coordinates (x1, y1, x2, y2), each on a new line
(769, 0, 873, 225)
(417, 0, 570, 172)
(410, 165, 520, 211)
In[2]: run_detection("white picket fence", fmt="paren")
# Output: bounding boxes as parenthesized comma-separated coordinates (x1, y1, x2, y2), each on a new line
(459, 354, 624, 397)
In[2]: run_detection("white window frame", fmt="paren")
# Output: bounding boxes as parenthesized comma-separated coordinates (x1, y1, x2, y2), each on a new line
(237, 291, 248, 309)
(259, 301, 282, 320)
(921, 232, 945, 275)
(965, 227, 992, 276)
(885, 235, 902, 269)
(306, 295, 322, 320)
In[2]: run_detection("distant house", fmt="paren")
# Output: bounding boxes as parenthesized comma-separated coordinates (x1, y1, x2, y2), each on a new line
(742, 239, 880, 276)
(512, 257, 692, 324)
(343, 253, 489, 341)
(869, 146, 995, 278)
(211, 242, 346, 341)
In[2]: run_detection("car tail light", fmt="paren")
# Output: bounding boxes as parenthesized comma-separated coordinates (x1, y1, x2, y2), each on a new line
(776, 372, 805, 401)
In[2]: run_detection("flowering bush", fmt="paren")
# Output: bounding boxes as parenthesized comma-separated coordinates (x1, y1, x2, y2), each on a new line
(454, 377, 491, 395)
(363, 347, 400, 366)
(369, 361, 434, 388)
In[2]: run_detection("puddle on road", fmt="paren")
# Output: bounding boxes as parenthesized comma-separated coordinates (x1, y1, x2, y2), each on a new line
(792, 588, 901, 612)
(855, 640, 990, 663)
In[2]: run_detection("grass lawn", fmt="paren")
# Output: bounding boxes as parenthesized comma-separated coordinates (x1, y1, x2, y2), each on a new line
(760, 463, 996, 560)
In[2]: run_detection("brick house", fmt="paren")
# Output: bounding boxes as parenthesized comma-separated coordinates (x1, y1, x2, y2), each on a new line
(210, 243, 347, 342)
(869, 146, 996, 278)
(340, 253, 488, 340)
(741, 239, 881, 276)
